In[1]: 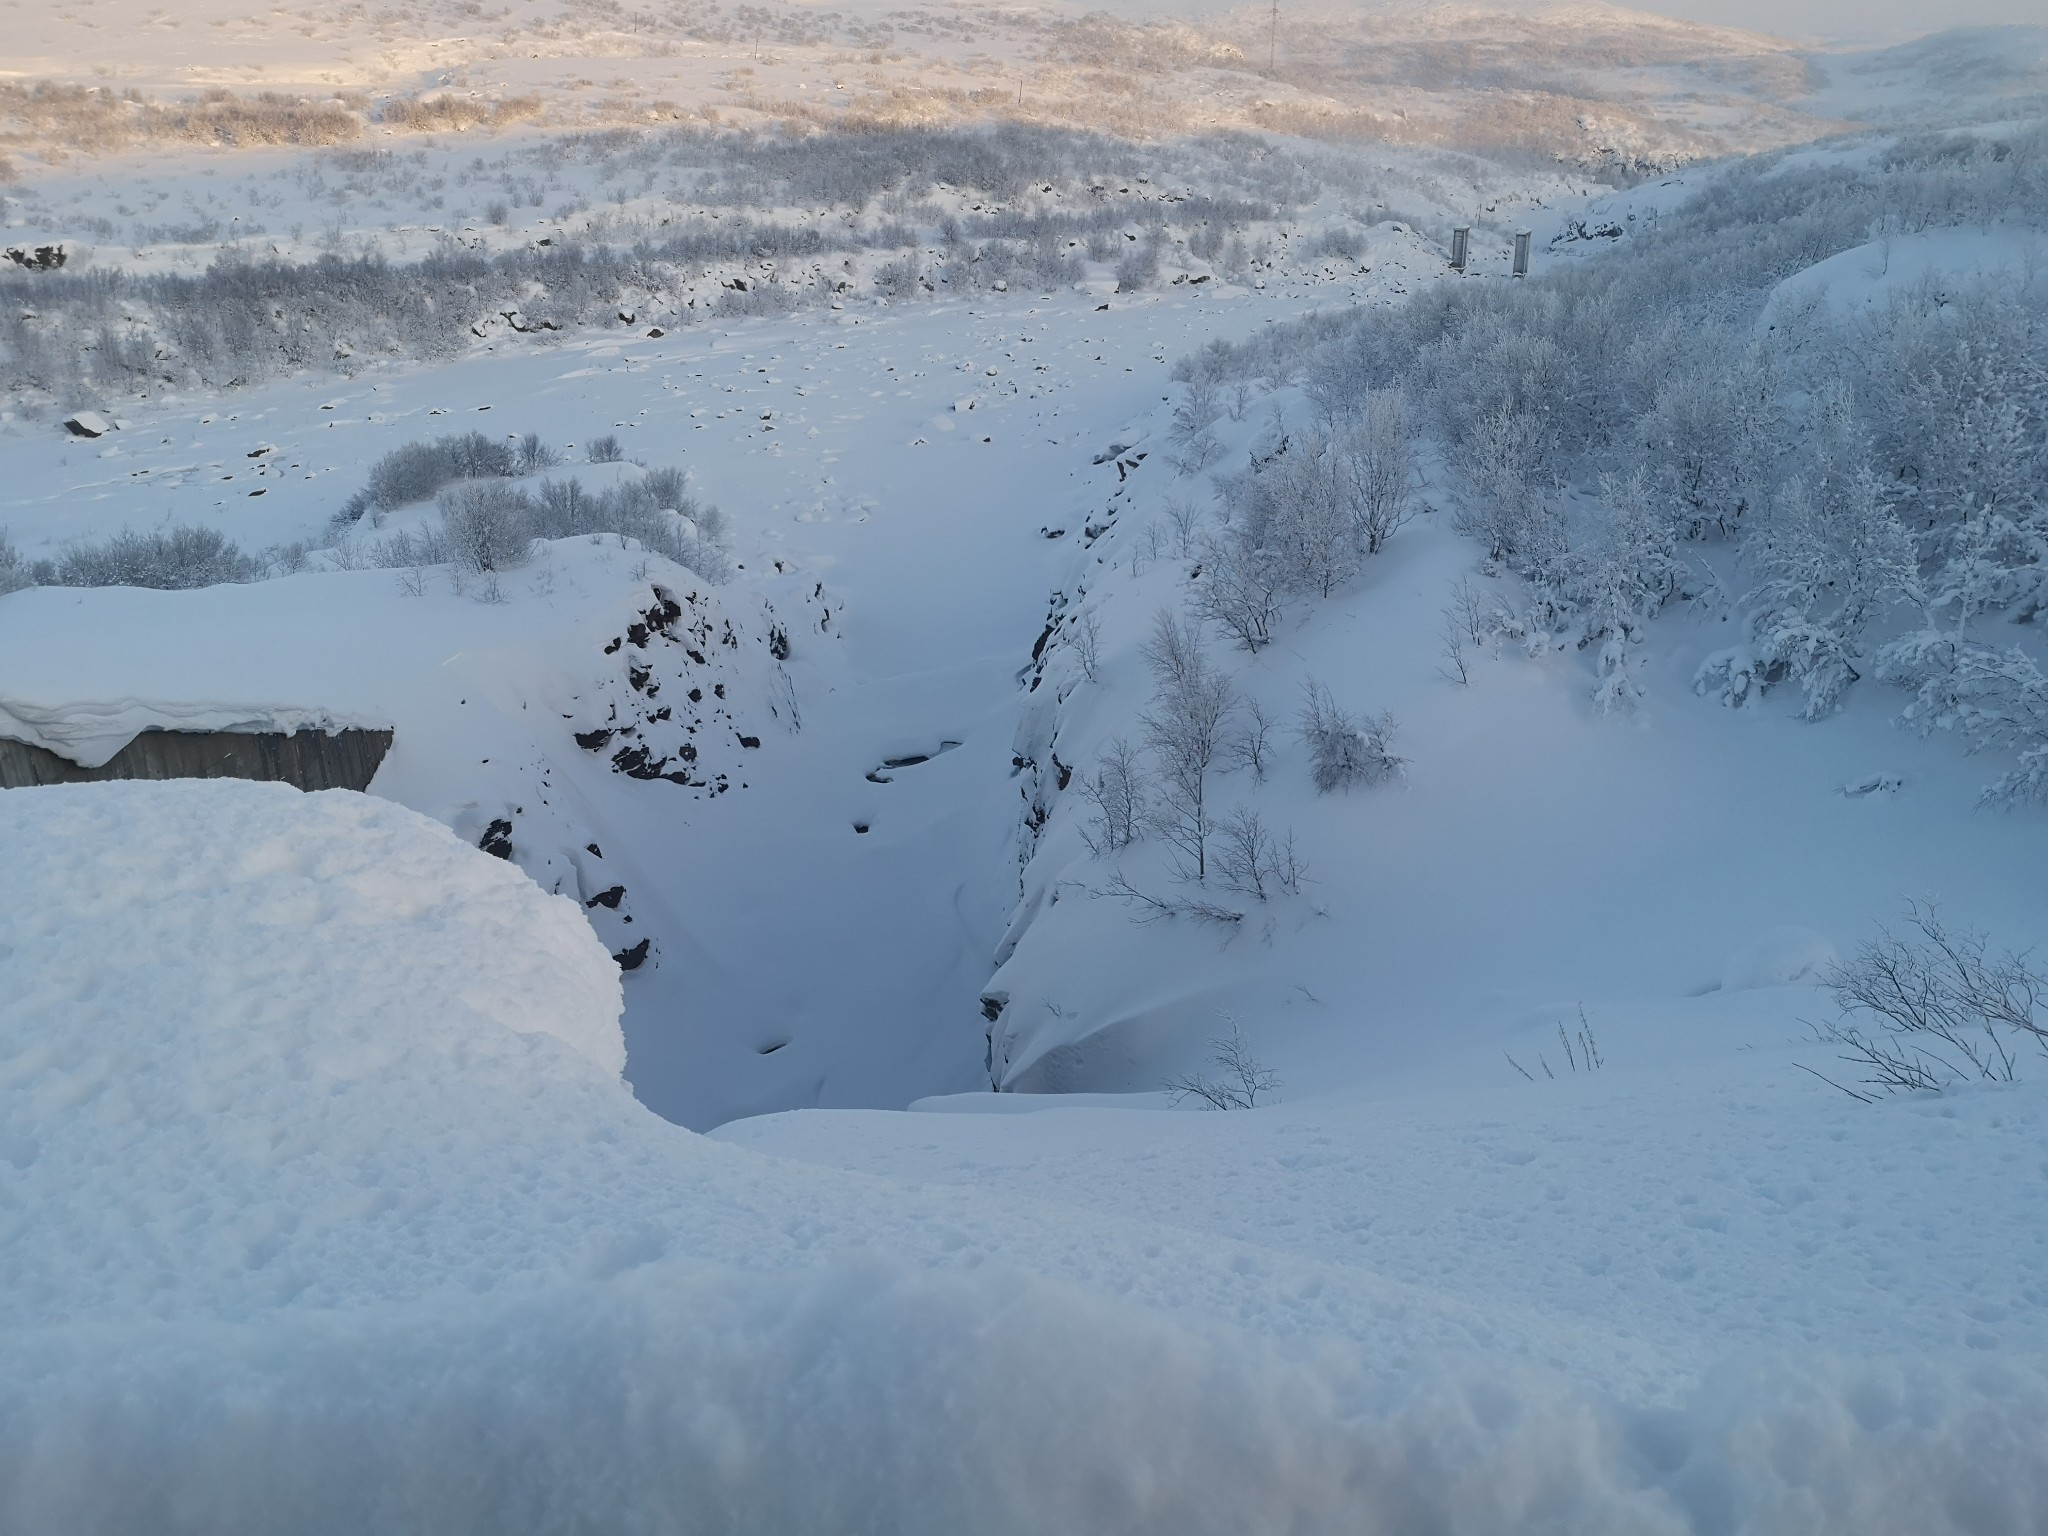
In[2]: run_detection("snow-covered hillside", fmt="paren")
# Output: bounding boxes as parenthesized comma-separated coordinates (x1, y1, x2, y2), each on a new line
(4, 5, 2047, 1520)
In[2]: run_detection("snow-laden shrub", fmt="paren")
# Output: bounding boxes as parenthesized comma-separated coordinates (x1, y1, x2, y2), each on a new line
(528, 473, 730, 582)
(51, 525, 257, 590)
(1211, 807, 1306, 901)
(0, 529, 29, 595)
(1206, 395, 1415, 616)
(438, 482, 536, 574)
(1114, 239, 1159, 294)
(586, 434, 625, 465)
(513, 432, 560, 474)
(365, 432, 518, 514)
(401, 466, 732, 584)
(1889, 643, 2048, 807)
(1298, 681, 1404, 792)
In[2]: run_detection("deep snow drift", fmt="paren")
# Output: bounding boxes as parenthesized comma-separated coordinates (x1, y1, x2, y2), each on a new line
(5, 779, 2048, 1535)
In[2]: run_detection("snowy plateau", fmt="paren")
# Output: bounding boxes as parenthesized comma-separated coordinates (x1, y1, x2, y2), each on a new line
(3, 0, 2048, 1530)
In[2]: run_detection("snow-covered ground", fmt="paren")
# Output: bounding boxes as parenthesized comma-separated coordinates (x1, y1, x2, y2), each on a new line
(4, 20, 2048, 1523)
(6, 778, 2047, 1533)
(5, 270, 1416, 1126)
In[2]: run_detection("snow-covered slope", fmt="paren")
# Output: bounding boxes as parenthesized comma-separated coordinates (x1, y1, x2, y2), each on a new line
(964, 384, 2044, 1100)
(0, 538, 792, 972)
(4, 272, 1425, 1127)
(6, 778, 2048, 1534)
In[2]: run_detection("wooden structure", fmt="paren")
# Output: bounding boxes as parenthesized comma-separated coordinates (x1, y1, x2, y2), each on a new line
(0, 728, 393, 792)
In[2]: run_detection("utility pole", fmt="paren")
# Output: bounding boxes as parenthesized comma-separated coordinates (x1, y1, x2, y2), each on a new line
(1268, 0, 1279, 73)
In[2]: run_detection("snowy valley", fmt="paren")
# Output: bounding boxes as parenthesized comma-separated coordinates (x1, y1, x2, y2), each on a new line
(5, 4, 2048, 1531)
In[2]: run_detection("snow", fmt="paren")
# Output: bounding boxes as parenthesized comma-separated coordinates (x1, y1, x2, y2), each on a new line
(959, 375, 2044, 1101)
(1719, 924, 1839, 992)
(6, 779, 2048, 1532)
(4, 34, 2047, 1523)
(1762, 228, 2048, 323)
(0, 282, 1364, 1128)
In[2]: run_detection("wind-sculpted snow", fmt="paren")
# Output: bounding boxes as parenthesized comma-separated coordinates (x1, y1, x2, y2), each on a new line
(6, 778, 2048, 1535)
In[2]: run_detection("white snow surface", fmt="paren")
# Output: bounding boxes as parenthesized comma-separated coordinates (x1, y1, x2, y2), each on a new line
(6, 777, 2048, 1535)
(7, 115, 2048, 1528)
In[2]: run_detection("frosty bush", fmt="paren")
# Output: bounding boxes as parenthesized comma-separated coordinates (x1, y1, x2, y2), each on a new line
(1201, 396, 1414, 622)
(394, 464, 731, 584)
(1889, 643, 2048, 808)
(514, 433, 561, 474)
(438, 482, 535, 574)
(1164, 1018, 1279, 1109)
(1808, 903, 2048, 1098)
(1729, 457, 1915, 720)
(365, 432, 516, 514)
(1114, 239, 1160, 294)
(586, 435, 625, 465)
(51, 525, 257, 590)
(0, 530, 29, 596)
(1211, 807, 1306, 901)
(526, 471, 731, 582)
(1298, 681, 1404, 792)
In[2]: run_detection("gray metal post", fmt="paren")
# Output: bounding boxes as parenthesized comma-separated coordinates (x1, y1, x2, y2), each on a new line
(1449, 227, 1469, 272)
(1512, 231, 1531, 278)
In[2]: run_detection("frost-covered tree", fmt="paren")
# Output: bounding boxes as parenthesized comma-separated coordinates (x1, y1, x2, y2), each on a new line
(1454, 401, 1560, 570)
(1168, 379, 1223, 474)
(1569, 471, 1687, 714)
(1893, 645, 2048, 807)
(1191, 532, 1288, 652)
(1079, 736, 1147, 854)
(1343, 389, 1416, 555)
(1139, 611, 1236, 881)
(1638, 338, 1779, 541)
(1731, 400, 1917, 719)
(1261, 437, 1359, 598)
